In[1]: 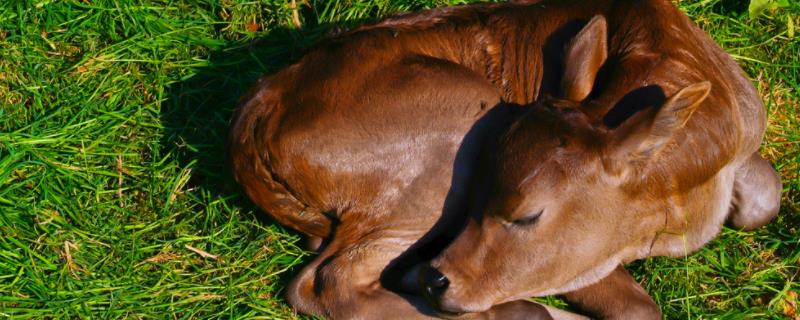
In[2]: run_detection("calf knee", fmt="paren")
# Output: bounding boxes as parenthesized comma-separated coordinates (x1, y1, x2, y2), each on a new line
(728, 153, 782, 230)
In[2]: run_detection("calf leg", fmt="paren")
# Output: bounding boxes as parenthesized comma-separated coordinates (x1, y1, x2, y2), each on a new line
(539, 305, 590, 320)
(562, 265, 661, 320)
(475, 301, 554, 320)
(287, 237, 555, 319)
(727, 152, 782, 230)
(288, 238, 435, 319)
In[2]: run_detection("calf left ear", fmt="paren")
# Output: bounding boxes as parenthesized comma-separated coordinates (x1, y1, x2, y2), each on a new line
(561, 15, 608, 102)
(608, 81, 711, 163)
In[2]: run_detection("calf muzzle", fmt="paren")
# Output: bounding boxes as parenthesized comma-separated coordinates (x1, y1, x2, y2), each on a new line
(416, 264, 459, 313)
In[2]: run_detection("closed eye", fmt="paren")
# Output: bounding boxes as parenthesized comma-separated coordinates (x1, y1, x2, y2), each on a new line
(512, 210, 543, 226)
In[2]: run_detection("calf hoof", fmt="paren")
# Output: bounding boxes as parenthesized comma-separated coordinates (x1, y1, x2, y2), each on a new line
(305, 236, 324, 251)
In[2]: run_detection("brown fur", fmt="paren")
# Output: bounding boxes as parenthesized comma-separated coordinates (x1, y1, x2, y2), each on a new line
(228, 0, 780, 318)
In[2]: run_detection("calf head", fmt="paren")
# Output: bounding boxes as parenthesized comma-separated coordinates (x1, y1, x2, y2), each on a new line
(420, 15, 712, 314)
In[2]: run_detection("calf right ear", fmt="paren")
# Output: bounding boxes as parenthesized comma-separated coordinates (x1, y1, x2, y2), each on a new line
(560, 15, 608, 102)
(607, 81, 711, 165)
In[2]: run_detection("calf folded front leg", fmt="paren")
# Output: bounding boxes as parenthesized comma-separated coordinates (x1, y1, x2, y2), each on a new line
(562, 265, 661, 320)
(288, 239, 556, 319)
(466, 300, 554, 320)
(288, 240, 439, 319)
(727, 152, 782, 230)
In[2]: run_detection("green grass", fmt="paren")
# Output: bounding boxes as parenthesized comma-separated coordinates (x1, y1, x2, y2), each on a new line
(0, 0, 797, 318)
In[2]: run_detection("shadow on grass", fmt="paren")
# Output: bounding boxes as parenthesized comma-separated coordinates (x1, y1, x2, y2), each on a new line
(161, 27, 307, 218)
(160, 10, 381, 217)
(158, 18, 377, 305)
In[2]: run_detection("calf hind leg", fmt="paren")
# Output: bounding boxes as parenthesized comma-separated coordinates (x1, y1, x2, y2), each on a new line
(727, 152, 782, 230)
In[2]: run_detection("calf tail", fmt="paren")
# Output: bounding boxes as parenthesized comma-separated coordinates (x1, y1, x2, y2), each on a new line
(228, 75, 332, 238)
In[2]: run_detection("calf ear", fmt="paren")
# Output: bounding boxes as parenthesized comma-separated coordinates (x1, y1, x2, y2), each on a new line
(608, 82, 711, 163)
(561, 15, 608, 102)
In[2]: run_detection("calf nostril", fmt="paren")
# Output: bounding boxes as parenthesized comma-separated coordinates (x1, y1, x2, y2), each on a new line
(426, 270, 449, 289)
(418, 265, 449, 298)
(417, 265, 458, 314)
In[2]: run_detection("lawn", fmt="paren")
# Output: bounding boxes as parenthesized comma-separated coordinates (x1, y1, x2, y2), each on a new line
(0, 0, 797, 319)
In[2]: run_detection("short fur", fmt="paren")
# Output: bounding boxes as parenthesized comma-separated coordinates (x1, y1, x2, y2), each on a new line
(229, 0, 780, 318)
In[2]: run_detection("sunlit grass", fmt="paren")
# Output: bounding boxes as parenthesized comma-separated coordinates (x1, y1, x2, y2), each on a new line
(0, 0, 797, 318)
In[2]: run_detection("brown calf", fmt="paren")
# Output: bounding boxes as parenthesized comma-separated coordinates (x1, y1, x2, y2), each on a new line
(228, 0, 780, 318)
